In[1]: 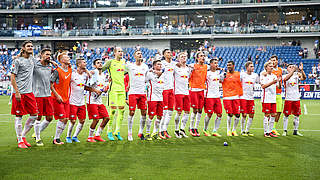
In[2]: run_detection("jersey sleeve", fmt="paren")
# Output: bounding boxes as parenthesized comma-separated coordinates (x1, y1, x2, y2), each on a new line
(102, 60, 112, 72)
(145, 71, 151, 82)
(260, 75, 267, 86)
(50, 69, 59, 84)
(11, 59, 19, 75)
(240, 72, 244, 81)
(255, 74, 260, 84)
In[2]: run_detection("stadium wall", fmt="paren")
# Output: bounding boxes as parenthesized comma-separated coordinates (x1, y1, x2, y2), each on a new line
(3, 37, 317, 57)
(86, 40, 170, 51)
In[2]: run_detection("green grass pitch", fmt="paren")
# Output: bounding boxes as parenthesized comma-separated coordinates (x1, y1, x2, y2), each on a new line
(0, 96, 319, 180)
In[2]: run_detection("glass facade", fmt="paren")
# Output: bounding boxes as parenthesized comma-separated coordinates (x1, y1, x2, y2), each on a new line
(0, 5, 319, 37)
(0, 0, 317, 9)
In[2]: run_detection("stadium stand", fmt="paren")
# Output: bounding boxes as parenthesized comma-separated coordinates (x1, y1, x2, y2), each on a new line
(0, 46, 318, 84)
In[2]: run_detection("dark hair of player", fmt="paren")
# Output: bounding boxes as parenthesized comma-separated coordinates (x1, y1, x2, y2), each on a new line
(40, 48, 51, 55)
(153, 59, 161, 67)
(162, 49, 170, 56)
(227, 61, 235, 65)
(271, 55, 278, 60)
(93, 58, 101, 65)
(210, 58, 218, 64)
(22, 40, 33, 48)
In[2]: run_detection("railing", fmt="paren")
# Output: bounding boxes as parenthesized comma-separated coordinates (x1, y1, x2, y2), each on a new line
(0, 0, 316, 10)
(1, 25, 319, 38)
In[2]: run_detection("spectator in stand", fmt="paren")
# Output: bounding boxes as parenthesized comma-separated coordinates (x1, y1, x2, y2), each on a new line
(297, 40, 301, 46)
(247, 55, 252, 61)
(299, 50, 303, 58)
(255, 55, 259, 63)
(292, 39, 297, 46)
(312, 64, 317, 75)
(303, 48, 308, 58)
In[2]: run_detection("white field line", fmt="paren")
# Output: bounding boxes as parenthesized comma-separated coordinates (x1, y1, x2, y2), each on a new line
(304, 104, 308, 115)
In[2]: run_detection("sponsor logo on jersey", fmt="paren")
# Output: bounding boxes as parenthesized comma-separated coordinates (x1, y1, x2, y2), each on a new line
(290, 82, 297, 86)
(65, 73, 71, 79)
(213, 78, 219, 81)
(245, 81, 253, 84)
(167, 68, 174, 72)
(158, 80, 163, 84)
(180, 75, 188, 79)
(117, 69, 124, 72)
(135, 73, 144, 77)
(77, 83, 84, 88)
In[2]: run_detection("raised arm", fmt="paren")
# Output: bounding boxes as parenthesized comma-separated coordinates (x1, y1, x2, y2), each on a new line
(298, 63, 307, 81)
(101, 60, 112, 72)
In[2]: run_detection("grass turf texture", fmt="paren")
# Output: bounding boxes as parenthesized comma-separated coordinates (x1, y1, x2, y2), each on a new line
(0, 96, 319, 180)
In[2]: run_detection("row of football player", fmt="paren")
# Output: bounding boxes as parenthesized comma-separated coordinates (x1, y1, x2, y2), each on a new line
(10, 41, 306, 148)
